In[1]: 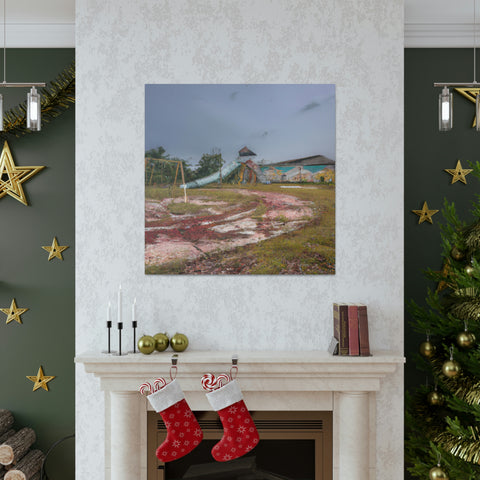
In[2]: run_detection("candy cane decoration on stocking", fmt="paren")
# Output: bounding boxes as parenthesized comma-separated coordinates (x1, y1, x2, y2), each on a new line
(202, 356, 259, 462)
(139, 355, 203, 462)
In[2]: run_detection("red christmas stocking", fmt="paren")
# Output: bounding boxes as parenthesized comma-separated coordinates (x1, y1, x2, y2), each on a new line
(147, 379, 203, 462)
(206, 379, 259, 462)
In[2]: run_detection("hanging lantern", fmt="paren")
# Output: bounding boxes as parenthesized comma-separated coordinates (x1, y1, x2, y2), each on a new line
(27, 86, 41, 131)
(439, 87, 453, 131)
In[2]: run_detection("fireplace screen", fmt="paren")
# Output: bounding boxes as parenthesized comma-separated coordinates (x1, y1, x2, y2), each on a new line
(147, 411, 332, 480)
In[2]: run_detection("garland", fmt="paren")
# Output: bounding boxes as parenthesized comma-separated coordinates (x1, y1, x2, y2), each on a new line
(0, 62, 75, 139)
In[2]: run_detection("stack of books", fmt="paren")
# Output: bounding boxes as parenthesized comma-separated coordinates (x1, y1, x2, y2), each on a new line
(330, 303, 371, 356)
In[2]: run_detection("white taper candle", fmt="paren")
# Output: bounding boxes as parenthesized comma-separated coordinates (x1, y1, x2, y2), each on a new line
(118, 285, 122, 324)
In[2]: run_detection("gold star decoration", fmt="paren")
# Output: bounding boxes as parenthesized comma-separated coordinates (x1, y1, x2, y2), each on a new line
(0, 141, 45, 206)
(454, 88, 480, 127)
(26, 366, 55, 392)
(444, 160, 473, 185)
(0, 298, 29, 324)
(42, 237, 69, 261)
(412, 201, 439, 224)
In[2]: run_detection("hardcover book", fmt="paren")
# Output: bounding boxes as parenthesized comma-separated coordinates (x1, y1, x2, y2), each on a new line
(347, 304, 360, 356)
(333, 303, 349, 355)
(358, 304, 370, 356)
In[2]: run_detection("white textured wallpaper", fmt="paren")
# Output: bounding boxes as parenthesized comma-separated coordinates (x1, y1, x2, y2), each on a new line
(75, 0, 404, 478)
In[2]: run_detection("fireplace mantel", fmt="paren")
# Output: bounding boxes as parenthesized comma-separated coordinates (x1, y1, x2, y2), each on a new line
(76, 350, 403, 480)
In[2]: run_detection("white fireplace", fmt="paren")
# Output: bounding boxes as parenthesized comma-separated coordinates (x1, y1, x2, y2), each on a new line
(76, 350, 403, 480)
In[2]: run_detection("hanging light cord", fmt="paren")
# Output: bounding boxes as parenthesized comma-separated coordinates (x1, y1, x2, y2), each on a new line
(475, 0, 477, 84)
(0, 0, 43, 89)
(3, 0, 5, 84)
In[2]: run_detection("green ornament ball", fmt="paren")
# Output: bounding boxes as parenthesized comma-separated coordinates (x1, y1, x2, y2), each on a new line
(456, 330, 476, 349)
(154, 332, 169, 352)
(138, 335, 156, 354)
(429, 466, 448, 480)
(171, 333, 189, 352)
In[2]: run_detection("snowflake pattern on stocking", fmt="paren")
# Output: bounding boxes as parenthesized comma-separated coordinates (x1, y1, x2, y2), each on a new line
(156, 399, 203, 462)
(211, 399, 259, 462)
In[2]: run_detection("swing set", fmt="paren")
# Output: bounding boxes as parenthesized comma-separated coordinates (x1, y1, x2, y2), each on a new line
(145, 157, 186, 187)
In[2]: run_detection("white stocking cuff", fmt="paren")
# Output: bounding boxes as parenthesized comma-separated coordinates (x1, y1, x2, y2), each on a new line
(206, 379, 243, 411)
(147, 379, 185, 412)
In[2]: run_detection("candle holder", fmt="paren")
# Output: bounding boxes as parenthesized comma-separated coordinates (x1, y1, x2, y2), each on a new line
(102, 321, 115, 354)
(115, 322, 124, 356)
(131, 321, 137, 354)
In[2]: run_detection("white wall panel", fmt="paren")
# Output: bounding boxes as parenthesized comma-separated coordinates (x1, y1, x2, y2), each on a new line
(75, 1, 404, 478)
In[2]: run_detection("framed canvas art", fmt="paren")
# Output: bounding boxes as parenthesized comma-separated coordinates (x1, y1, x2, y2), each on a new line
(145, 84, 335, 275)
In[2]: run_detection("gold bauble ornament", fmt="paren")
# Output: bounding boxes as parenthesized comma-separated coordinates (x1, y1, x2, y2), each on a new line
(170, 333, 189, 352)
(420, 340, 436, 358)
(442, 359, 461, 378)
(456, 330, 476, 349)
(153, 332, 169, 352)
(450, 246, 465, 261)
(429, 466, 449, 480)
(465, 264, 475, 276)
(427, 390, 444, 406)
(138, 335, 156, 354)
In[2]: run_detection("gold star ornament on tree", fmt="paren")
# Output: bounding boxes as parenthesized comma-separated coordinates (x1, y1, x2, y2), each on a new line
(26, 366, 55, 392)
(412, 201, 439, 224)
(0, 141, 45, 206)
(444, 160, 473, 185)
(1, 298, 28, 324)
(42, 237, 69, 261)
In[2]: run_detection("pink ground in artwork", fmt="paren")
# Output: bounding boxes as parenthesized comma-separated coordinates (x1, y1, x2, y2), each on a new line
(145, 189, 314, 267)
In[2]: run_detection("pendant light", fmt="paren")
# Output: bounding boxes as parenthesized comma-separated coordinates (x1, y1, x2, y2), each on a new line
(26, 87, 41, 130)
(0, 0, 45, 131)
(439, 86, 453, 131)
(434, 0, 479, 131)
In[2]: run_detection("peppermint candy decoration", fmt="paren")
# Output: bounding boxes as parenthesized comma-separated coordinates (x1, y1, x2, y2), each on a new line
(139, 377, 168, 396)
(154, 377, 167, 391)
(139, 382, 153, 396)
(201, 373, 230, 392)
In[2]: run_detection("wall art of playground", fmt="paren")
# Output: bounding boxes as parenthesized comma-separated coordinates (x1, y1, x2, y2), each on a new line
(145, 84, 335, 275)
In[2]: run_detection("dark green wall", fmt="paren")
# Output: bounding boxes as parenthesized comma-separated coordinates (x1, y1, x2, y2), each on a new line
(0, 49, 74, 479)
(405, 49, 480, 391)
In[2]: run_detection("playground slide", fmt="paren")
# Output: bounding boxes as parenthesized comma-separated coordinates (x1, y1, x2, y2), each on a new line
(180, 161, 240, 188)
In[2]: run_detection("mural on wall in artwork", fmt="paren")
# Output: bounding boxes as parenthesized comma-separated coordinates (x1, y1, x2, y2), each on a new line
(145, 84, 335, 275)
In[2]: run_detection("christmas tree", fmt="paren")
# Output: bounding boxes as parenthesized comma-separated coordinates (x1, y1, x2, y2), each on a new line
(406, 162, 480, 479)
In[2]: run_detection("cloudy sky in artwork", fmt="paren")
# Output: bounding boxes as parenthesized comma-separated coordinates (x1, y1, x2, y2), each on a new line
(145, 84, 335, 166)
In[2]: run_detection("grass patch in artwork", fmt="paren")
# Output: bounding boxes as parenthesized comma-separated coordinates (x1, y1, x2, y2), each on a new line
(252, 201, 267, 220)
(167, 202, 205, 215)
(198, 187, 253, 205)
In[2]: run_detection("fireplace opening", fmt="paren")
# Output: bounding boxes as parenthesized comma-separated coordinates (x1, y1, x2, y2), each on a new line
(147, 411, 332, 480)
